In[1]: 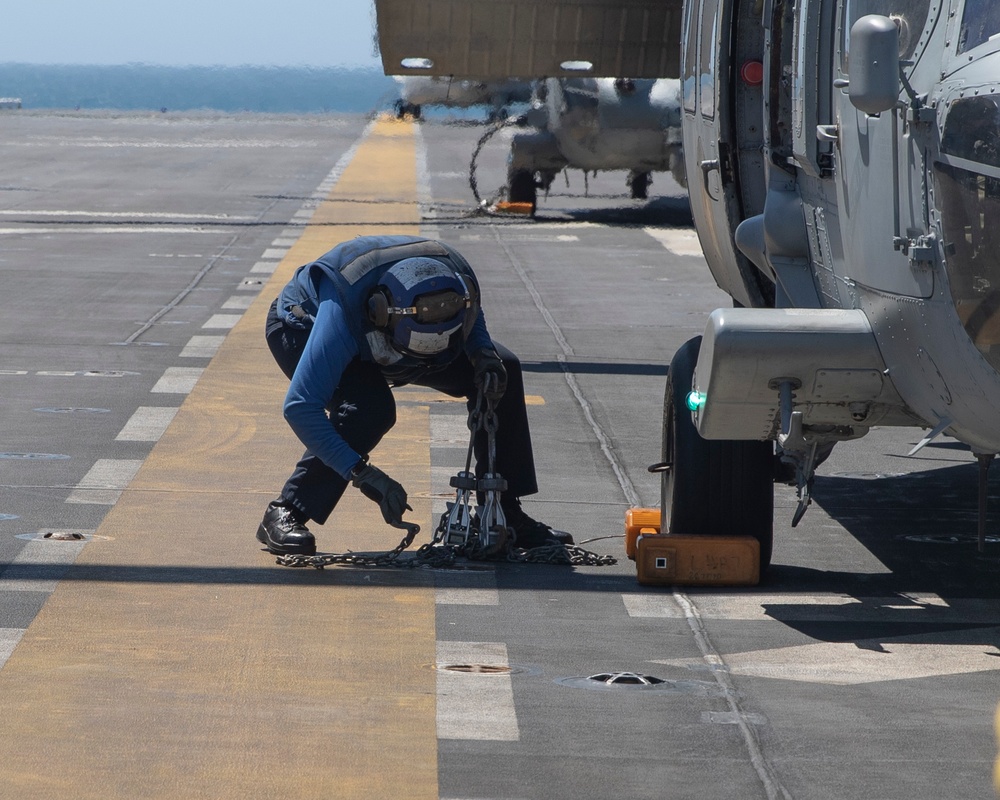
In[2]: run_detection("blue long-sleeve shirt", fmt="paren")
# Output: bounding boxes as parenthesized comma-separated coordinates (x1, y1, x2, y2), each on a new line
(276, 236, 493, 479)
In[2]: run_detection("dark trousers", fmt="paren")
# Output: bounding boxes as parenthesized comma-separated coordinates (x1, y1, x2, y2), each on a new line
(265, 301, 538, 524)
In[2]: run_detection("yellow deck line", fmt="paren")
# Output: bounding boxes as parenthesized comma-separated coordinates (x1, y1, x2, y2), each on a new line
(0, 118, 439, 799)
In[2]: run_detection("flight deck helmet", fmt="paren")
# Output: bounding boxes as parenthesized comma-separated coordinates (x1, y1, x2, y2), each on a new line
(367, 257, 478, 357)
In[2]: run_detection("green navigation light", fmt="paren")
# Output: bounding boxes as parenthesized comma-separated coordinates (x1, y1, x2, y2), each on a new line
(685, 391, 706, 412)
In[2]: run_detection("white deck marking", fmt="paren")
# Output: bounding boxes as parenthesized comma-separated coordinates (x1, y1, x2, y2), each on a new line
(201, 314, 241, 330)
(703, 711, 768, 725)
(437, 641, 519, 741)
(0, 537, 89, 592)
(630, 592, 1000, 623)
(115, 406, 178, 441)
(222, 295, 254, 310)
(9, 137, 321, 149)
(644, 226, 705, 257)
(655, 635, 1000, 685)
(638, 592, 1000, 686)
(180, 335, 225, 358)
(435, 588, 500, 605)
(0, 209, 254, 221)
(622, 594, 685, 618)
(65, 459, 143, 505)
(151, 367, 204, 394)
(0, 629, 26, 671)
(0, 226, 215, 235)
(250, 261, 279, 274)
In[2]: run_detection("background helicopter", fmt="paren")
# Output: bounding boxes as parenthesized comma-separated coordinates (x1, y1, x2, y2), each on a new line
(378, 4, 688, 213)
(373, 0, 1000, 573)
(503, 75, 686, 212)
(389, 70, 685, 213)
(391, 75, 532, 120)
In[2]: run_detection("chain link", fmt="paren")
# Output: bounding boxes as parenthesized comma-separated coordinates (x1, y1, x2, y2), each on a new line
(276, 370, 619, 571)
(276, 538, 616, 571)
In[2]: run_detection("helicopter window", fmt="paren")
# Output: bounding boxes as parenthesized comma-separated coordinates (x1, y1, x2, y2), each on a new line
(682, 0, 698, 112)
(942, 97, 1000, 168)
(959, 0, 1000, 53)
(935, 161, 1000, 356)
(842, 0, 932, 68)
(699, 0, 719, 119)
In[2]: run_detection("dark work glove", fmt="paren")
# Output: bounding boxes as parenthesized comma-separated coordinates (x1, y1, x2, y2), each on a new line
(351, 463, 412, 528)
(472, 348, 508, 400)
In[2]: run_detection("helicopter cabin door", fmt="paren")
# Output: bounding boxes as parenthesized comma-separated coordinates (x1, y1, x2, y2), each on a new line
(681, 0, 771, 310)
(831, 0, 935, 299)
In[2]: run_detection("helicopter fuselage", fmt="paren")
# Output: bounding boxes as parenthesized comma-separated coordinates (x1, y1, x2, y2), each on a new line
(684, 0, 1000, 456)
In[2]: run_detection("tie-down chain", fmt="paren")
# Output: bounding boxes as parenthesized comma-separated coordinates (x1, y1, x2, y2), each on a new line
(276, 388, 616, 570)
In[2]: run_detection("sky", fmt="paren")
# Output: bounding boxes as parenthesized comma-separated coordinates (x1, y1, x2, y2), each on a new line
(2, 0, 383, 69)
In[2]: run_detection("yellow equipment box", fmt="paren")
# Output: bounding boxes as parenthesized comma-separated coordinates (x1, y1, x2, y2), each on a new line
(493, 201, 534, 214)
(635, 533, 760, 586)
(625, 507, 661, 560)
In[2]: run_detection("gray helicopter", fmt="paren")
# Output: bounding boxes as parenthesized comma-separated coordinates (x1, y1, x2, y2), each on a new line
(504, 76, 686, 212)
(661, 0, 1000, 571)
(392, 75, 532, 121)
(375, 3, 687, 213)
(374, 0, 1000, 573)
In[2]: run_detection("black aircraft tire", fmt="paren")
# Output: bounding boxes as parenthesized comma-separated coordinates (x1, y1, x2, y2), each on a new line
(507, 169, 537, 212)
(660, 336, 775, 570)
(630, 172, 651, 199)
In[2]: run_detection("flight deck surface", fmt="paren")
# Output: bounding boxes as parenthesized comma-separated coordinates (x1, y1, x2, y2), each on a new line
(0, 110, 997, 799)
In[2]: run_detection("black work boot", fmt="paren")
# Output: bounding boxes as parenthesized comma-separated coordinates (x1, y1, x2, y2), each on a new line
(256, 501, 316, 555)
(502, 498, 574, 549)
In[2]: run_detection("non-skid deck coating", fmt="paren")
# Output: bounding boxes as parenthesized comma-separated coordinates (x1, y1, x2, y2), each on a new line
(3, 110, 1000, 800)
(0, 118, 440, 800)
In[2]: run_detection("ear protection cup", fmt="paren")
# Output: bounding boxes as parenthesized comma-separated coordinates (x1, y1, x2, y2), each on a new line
(367, 289, 390, 328)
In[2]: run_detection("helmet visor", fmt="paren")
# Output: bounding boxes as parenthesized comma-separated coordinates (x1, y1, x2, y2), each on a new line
(408, 289, 469, 323)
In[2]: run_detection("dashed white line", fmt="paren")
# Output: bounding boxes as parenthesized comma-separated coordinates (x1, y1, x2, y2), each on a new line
(65, 459, 143, 505)
(180, 335, 225, 358)
(0, 209, 255, 221)
(151, 367, 204, 394)
(251, 261, 279, 274)
(115, 406, 178, 441)
(0, 629, 26, 671)
(0, 536, 90, 592)
(436, 587, 500, 606)
(222, 295, 254, 310)
(201, 314, 241, 330)
(0, 226, 217, 235)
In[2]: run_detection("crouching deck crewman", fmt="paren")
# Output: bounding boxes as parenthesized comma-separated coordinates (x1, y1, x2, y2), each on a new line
(257, 234, 572, 555)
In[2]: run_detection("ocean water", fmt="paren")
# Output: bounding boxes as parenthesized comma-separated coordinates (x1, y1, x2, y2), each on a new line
(0, 63, 399, 114)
